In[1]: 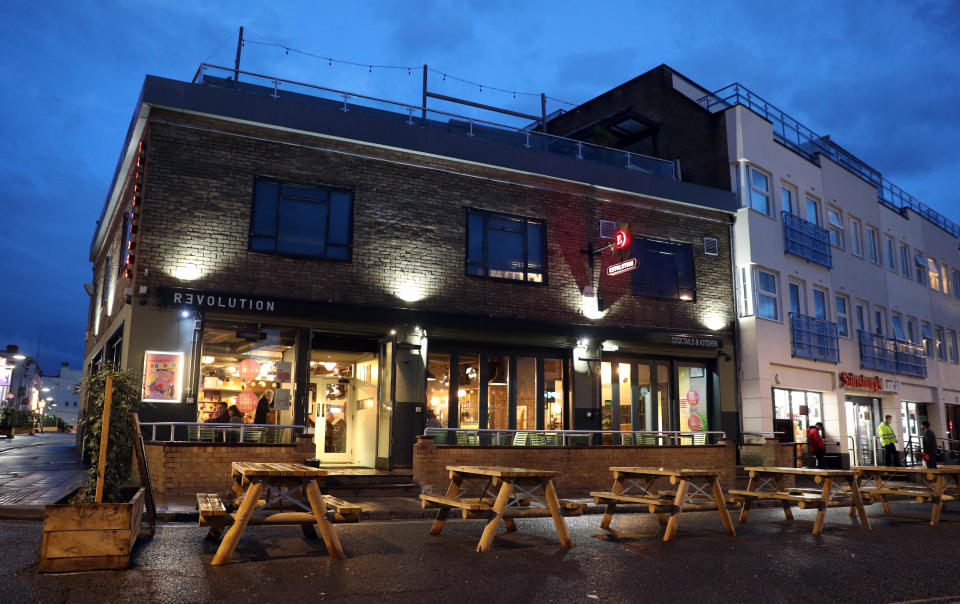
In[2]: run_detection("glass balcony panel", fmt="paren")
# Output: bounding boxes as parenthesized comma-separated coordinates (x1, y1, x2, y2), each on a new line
(783, 212, 832, 268)
(790, 312, 839, 363)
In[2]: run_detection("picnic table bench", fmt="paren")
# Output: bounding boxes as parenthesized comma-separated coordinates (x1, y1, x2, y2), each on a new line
(420, 465, 586, 552)
(852, 466, 959, 525)
(729, 466, 870, 535)
(590, 467, 735, 541)
(198, 462, 361, 565)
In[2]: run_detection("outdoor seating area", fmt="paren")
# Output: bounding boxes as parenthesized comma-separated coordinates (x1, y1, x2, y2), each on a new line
(852, 466, 959, 525)
(423, 428, 723, 447)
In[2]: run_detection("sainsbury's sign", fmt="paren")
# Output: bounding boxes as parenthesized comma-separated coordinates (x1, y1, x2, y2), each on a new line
(839, 372, 882, 393)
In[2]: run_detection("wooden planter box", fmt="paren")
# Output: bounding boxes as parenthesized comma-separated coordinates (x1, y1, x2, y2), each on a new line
(39, 487, 146, 573)
(13, 426, 34, 435)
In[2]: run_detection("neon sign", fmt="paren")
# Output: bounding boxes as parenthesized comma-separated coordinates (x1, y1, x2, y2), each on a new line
(614, 229, 630, 250)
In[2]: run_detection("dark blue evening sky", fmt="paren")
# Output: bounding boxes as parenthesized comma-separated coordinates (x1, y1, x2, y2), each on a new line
(1, 0, 957, 375)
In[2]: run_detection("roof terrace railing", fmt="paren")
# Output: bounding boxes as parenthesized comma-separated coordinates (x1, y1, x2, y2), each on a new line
(192, 64, 679, 181)
(698, 83, 960, 239)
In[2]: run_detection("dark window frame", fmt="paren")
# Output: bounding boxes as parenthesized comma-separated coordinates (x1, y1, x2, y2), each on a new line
(464, 207, 547, 285)
(631, 237, 696, 302)
(248, 176, 354, 261)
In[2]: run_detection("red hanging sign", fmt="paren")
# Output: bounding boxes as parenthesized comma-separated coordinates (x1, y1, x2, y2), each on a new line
(238, 359, 261, 382)
(236, 391, 258, 414)
(614, 229, 630, 250)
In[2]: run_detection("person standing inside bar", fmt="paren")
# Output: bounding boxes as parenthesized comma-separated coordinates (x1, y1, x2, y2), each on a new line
(877, 415, 899, 467)
(921, 420, 938, 469)
(806, 422, 826, 468)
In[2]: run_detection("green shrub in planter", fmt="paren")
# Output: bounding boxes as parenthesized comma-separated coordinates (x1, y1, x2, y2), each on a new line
(75, 364, 143, 504)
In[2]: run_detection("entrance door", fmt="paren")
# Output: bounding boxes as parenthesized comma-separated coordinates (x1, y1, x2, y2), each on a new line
(844, 399, 876, 466)
(315, 378, 352, 463)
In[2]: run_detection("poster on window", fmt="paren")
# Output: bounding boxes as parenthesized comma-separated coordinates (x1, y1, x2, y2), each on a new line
(142, 351, 184, 402)
(274, 388, 291, 410)
(275, 362, 292, 383)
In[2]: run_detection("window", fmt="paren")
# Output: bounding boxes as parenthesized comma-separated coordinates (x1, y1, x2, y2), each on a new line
(813, 288, 827, 320)
(891, 314, 906, 341)
(748, 167, 771, 215)
(914, 253, 926, 285)
(899, 244, 910, 278)
(855, 302, 867, 333)
(907, 318, 918, 344)
(836, 295, 850, 337)
(953, 270, 960, 300)
(466, 208, 545, 283)
(941, 263, 950, 296)
(788, 281, 804, 315)
(865, 227, 879, 264)
(884, 237, 896, 271)
(827, 208, 844, 248)
(631, 238, 695, 300)
(873, 307, 886, 337)
(756, 269, 779, 321)
(250, 177, 353, 260)
(927, 258, 942, 292)
(805, 196, 820, 226)
(949, 329, 959, 364)
(921, 322, 935, 358)
(936, 326, 947, 360)
(781, 184, 795, 215)
(849, 218, 863, 256)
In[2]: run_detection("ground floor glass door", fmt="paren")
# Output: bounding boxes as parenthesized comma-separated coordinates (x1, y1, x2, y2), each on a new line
(314, 378, 352, 462)
(845, 399, 877, 466)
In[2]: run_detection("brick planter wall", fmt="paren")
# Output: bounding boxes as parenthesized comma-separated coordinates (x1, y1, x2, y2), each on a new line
(144, 438, 315, 497)
(413, 441, 737, 497)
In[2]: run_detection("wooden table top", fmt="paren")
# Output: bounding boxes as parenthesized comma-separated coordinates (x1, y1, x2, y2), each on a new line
(853, 466, 960, 475)
(610, 467, 723, 477)
(446, 465, 560, 479)
(744, 466, 858, 477)
(231, 462, 328, 478)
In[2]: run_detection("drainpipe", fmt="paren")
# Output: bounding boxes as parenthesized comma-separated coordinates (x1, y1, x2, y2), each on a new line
(729, 213, 744, 447)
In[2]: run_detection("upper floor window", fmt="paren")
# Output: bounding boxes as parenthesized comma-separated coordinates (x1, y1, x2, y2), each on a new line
(632, 238, 695, 301)
(755, 269, 779, 321)
(940, 263, 950, 296)
(873, 307, 886, 337)
(921, 322, 935, 358)
(914, 253, 927, 285)
(949, 329, 959, 364)
(788, 281, 804, 315)
(466, 208, 545, 283)
(250, 177, 353, 260)
(826, 208, 844, 248)
(899, 244, 910, 278)
(884, 237, 896, 271)
(953, 270, 960, 300)
(849, 218, 863, 257)
(935, 326, 947, 361)
(813, 288, 828, 320)
(781, 184, 795, 215)
(855, 302, 867, 333)
(865, 227, 879, 264)
(891, 314, 906, 341)
(748, 167, 771, 215)
(907, 318, 918, 344)
(927, 257, 941, 291)
(835, 295, 849, 337)
(805, 196, 820, 226)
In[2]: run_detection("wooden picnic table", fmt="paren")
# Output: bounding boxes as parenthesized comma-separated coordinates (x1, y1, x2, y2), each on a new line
(730, 466, 871, 536)
(420, 465, 585, 552)
(210, 462, 344, 565)
(590, 467, 735, 541)
(853, 466, 959, 525)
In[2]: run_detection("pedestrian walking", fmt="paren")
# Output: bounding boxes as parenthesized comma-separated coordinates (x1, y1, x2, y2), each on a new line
(920, 420, 938, 469)
(806, 422, 826, 468)
(877, 414, 899, 467)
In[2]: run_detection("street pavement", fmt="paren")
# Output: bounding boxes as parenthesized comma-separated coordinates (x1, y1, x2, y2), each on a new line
(0, 432, 87, 515)
(2, 503, 960, 603)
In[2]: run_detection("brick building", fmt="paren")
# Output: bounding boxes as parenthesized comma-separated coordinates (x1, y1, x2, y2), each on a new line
(551, 65, 960, 465)
(84, 67, 737, 469)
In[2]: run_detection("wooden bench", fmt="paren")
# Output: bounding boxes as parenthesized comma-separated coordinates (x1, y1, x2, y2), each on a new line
(728, 489, 850, 510)
(198, 491, 362, 541)
(420, 493, 584, 518)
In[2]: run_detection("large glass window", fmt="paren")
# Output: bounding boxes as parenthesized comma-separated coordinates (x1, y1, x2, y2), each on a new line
(543, 359, 564, 430)
(678, 363, 708, 435)
(749, 167, 771, 215)
(515, 357, 537, 429)
(773, 388, 823, 443)
(250, 177, 353, 259)
(466, 208, 545, 283)
(631, 238, 695, 301)
(458, 354, 480, 428)
(426, 353, 451, 428)
(487, 355, 509, 429)
(756, 269, 779, 320)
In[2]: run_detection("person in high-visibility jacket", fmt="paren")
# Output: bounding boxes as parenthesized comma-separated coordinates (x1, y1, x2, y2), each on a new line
(877, 414, 899, 467)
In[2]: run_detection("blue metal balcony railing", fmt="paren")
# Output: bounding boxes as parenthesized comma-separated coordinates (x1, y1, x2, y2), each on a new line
(699, 84, 960, 240)
(782, 211, 832, 268)
(790, 312, 839, 363)
(858, 330, 927, 378)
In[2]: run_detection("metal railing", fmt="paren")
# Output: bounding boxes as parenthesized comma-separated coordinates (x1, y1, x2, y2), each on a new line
(698, 83, 960, 239)
(423, 427, 725, 446)
(858, 330, 927, 377)
(141, 422, 305, 444)
(192, 64, 679, 180)
(790, 312, 839, 363)
(782, 211, 832, 268)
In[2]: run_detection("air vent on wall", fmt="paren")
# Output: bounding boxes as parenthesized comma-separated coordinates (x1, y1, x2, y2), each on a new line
(703, 237, 719, 256)
(598, 220, 616, 239)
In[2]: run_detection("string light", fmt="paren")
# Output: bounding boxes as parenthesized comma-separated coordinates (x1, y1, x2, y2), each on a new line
(240, 35, 581, 107)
